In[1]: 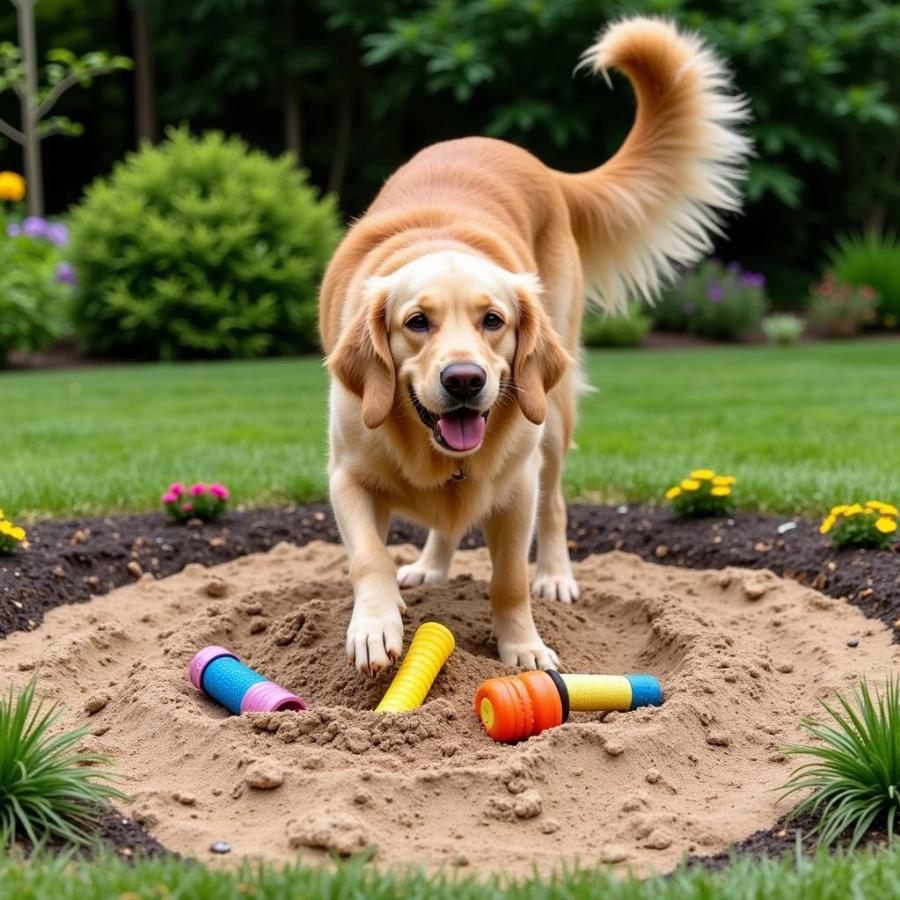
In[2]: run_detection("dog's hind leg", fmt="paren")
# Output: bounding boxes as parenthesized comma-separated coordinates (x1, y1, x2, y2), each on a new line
(532, 368, 580, 605)
(397, 529, 458, 588)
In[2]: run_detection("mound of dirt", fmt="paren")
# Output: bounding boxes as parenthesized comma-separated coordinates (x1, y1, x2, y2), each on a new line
(0, 541, 896, 876)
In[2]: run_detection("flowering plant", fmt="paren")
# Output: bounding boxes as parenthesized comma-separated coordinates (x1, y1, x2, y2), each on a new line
(665, 469, 736, 517)
(161, 482, 229, 522)
(819, 501, 898, 549)
(807, 274, 878, 338)
(0, 508, 27, 555)
(0, 171, 26, 205)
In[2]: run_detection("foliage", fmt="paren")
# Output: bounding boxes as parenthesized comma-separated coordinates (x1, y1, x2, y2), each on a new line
(782, 677, 900, 849)
(0, 208, 72, 364)
(762, 313, 805, 346)
(162, 481, 229, 522)
(0, 507, 26, 554)
(828, 231, 900, 328)
(582, 303, 652, 348)
(819, 501, 898, 550)
(0, 679, 122, 848)
(652, 260, 768, 341)
(664, 469, 736, 517)
(807, 274, 879, 338)
(68, 128, 341, 360)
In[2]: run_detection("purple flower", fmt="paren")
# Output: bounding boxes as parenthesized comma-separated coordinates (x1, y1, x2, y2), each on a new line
(22, 216, 47, 238)
(6, 222, 21, 237)
(55, 262, 76, 285)
(726, 261, 742, 274)
(707, 284, 724, 303)
(45, 222, 69, 247)
(740, 272, 766, 289)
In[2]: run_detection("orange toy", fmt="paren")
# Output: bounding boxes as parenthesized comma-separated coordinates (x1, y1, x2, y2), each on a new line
(474, 670, 662, 742)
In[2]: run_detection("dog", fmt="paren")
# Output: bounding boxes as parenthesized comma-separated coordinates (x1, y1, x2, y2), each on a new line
(319, 17, 750, 675)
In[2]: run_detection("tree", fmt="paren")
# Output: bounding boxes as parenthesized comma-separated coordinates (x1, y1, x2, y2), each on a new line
(0, 0, 130, 215)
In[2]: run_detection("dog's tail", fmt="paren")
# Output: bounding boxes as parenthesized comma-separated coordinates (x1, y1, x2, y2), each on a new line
(556, 18, 751, 312)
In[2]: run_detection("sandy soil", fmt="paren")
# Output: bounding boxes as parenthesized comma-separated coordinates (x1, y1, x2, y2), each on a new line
(0, 540, 895, 876)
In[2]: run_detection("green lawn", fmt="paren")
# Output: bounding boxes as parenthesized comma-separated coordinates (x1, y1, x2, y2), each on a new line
(2, 340, 899, 519)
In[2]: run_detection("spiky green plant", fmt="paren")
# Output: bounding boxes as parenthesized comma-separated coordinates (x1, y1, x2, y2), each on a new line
(0, 679, 123, 848)
(781, 676, 900, 848)
(828, 230, 900, 327)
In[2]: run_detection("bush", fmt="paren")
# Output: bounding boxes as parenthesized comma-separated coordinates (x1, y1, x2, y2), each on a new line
(162, 481, 228, 522)
(652, 260, 768, 341)
(819, 501, 898, 549)
(1, 679, 122, 848)
(807, 273, 879, 338)
(828, 231, 900, 329)
(761, 313, 805, 346)
(69, 128, 341, 360)
(782, 676, 900, 848)
(665, 469, 736, 517)
(581, 303, 652, 348)
(0, 213, 72, 365)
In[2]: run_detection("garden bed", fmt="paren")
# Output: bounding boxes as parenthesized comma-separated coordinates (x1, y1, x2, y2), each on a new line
(1, 504, 898, 870)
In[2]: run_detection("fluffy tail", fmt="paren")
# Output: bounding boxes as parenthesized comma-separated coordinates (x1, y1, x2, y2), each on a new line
(557, 18, 752, 312)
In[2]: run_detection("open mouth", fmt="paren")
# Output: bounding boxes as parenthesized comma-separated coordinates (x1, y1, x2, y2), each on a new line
(408, 387, 489, 453)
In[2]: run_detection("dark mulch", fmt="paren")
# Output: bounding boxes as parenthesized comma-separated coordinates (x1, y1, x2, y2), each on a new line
(2, 502, 898, 865)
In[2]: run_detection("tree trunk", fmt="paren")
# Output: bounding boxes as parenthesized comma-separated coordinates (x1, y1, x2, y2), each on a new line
(131, 3, 158, 144)
(283, 72, 303, 166)
(16, 0, 43, 216)
(327, 52, 354, 199)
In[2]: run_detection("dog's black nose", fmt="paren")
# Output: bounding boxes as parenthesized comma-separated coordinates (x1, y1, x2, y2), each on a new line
(440, 363, 486, 402)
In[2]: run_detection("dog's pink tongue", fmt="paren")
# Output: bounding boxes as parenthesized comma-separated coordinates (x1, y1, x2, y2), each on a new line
(438, 410, 485, 452)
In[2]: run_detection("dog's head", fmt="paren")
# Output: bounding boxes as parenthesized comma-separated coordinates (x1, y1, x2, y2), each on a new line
(329, 251, 569, 455)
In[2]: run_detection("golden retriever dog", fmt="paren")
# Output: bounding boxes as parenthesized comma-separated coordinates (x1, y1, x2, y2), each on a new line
(319, 17, 750, 675)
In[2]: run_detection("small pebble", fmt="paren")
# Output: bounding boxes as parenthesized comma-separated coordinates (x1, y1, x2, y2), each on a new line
(847, 639, 859, 648)
(616, 505, 629, 515)
(777, 521, 797, 534)
(210, 841, 231, 854)
(205, 579, 228, 598)
(126, 560, 143, 578)
(84, 692, 110, 714)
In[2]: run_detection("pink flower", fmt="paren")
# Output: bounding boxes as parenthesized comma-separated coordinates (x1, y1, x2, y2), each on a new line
(167, 482, 185, 497)
(161, 491, 178, 504)
(189, 483, 206, 496)
(209, 483, 229, 500)
(181, 501, 193, 513)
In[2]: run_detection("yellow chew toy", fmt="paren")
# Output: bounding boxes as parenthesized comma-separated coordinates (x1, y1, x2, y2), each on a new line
(375, 622, 455, 713)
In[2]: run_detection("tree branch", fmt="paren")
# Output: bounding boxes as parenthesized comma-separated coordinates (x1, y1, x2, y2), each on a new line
(34, 65, 119, 121)
(0, 116, 25, 144)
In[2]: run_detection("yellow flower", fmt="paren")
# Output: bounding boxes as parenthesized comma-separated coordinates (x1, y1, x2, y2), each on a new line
(710, 486, 731, 497)
(690, 469, 715, 480)
(680, 479, 701, 491)
(9, 526, 25, 541)
(867, 500, 899, 516)
(665, 486, 682, 500)
(0, 171, 26, 202)
(876, 517, 898, 535)
(0, 521, 11, 535)
(820, 515, 836, 535)
(830, 504, 848, 515)
(713, 475, 737, 486)
(843, 504, 864, 517)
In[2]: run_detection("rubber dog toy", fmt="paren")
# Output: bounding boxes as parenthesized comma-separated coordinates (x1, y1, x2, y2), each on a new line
(474, 670, 662, 742)
(189, 646, 306, 714)
(375, 622, 455, 713)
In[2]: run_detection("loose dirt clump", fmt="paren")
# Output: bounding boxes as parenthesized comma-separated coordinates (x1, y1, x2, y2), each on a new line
(0, 539, 897, 876)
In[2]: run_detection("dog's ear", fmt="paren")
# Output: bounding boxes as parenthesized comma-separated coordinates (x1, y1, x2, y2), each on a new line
(512, 275, 570, 425)
(328, 279, 396, 429)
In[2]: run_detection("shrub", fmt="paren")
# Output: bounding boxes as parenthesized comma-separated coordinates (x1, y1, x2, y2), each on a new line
(162, 481, 229, 522)
(819, 501, 898, 549)
(807, 273, 879, 338)
(0, 508, 27, 555)
(0, 679, 122, 848)
(781, 676, 900, 848)
(582, 303, 652, 348)
(761, 313, 805, 346)
(665, 469, 736, 517)
(69, 128, 341, 360)
(652, 260, 768, 341)
(828, 231, 900, 328)
(0, 212, 72, 365)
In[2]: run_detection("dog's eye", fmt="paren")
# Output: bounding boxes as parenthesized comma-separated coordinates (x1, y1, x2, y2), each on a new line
(483, 312, 504, 331)
(405, 313, 429, 332)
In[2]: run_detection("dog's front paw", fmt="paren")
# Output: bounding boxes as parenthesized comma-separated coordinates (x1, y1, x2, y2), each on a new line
(346, 601, 405, 676)
(496, 632, 560, 671)
(396, 561, 449, 589)
(532, 571, 580, 605)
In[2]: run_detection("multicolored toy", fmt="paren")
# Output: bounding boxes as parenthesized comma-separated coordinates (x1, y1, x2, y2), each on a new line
(189, 646, 306, 714)
(474, 670, 662, 742)
(375, 622, 455, 713)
